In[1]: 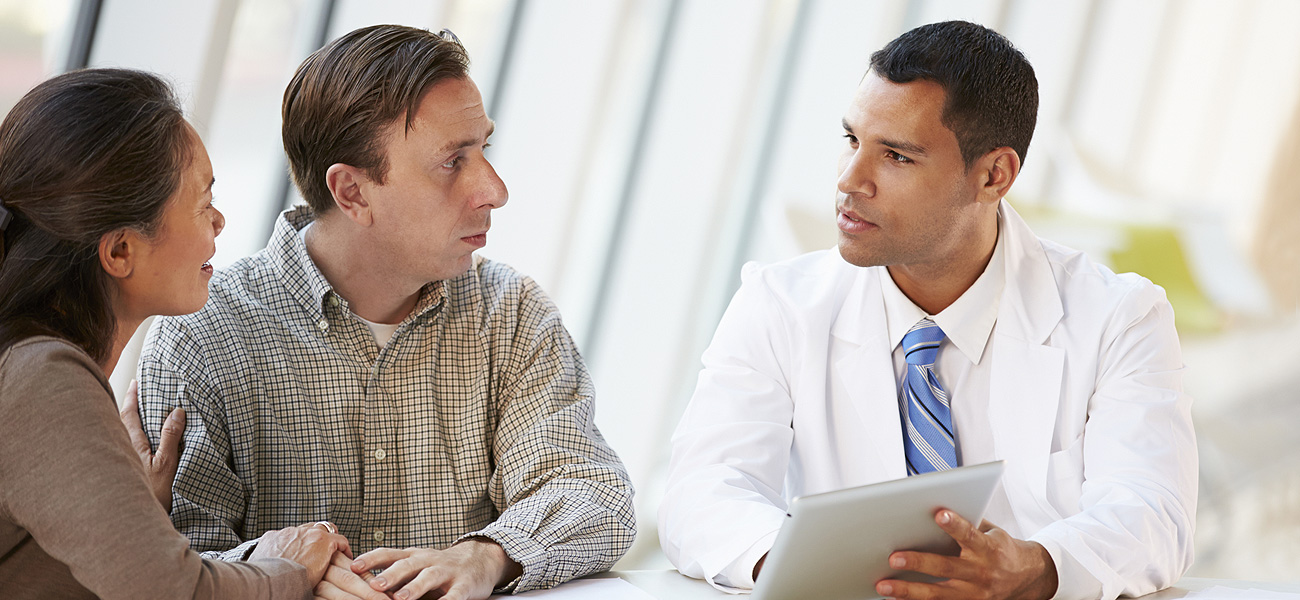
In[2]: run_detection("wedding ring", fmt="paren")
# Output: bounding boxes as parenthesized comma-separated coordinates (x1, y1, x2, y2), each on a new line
(314, 521, 337, 534)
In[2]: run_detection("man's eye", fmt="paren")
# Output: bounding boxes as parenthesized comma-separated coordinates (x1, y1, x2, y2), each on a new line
(886, 150, 912, 164)
(441, 157, 460, 169)
(842, 134, 858, 146)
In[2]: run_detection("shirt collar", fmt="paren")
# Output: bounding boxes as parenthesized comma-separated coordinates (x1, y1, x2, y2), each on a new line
(267, 206, 446, 323)
(267, 206, 335, 319)
(880, 207, 1007, 365)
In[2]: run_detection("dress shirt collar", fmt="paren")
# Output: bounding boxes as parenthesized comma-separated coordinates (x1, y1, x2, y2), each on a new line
(880, 207, 1007, 365)
(267, 206, 446, 323)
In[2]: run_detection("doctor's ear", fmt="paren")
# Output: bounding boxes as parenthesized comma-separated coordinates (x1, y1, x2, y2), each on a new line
(975, 147, 1021, 204)
(98, 228, 139, 279)
(325, 163, 373, 226)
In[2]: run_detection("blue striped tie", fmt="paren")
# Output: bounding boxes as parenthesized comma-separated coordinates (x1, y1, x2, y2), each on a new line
(900, 319, 956, 475)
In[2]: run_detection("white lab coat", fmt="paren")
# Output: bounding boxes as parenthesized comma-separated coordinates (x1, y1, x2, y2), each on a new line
(659, 202, 1196, 600)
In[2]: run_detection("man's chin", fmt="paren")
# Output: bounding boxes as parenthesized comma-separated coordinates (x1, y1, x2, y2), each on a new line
(837, 239, 885, 268)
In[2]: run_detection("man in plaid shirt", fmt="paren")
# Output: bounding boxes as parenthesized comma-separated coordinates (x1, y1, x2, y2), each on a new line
(135, 25, 635, 600)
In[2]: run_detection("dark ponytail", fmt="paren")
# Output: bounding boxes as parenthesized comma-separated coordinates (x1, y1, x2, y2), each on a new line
(0, 68, 190, 363)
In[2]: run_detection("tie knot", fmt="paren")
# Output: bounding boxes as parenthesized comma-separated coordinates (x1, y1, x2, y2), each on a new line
(902, 319, 946, 366)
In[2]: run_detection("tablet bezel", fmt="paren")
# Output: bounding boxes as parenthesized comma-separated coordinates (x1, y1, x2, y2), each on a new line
(752, 460, 1007, 600)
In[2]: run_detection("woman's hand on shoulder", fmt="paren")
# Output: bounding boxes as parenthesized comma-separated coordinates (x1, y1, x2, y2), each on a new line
(118, 378, 186, 513)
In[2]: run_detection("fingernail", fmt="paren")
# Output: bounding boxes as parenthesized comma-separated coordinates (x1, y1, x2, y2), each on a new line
(352, 559, 365, 570)
(394, 591, 409, 600)
(891, 556, 905, 568)
(879, 583, 894, 595)
(939, 511, 951, 524)
(373, 577, 386, 588)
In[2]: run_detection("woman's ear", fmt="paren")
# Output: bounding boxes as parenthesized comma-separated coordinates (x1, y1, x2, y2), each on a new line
(98, 229, 137, 279)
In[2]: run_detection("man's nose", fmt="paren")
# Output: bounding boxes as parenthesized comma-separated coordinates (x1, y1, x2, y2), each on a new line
(472, 157, 508, 209)
(837, 150, 875, 199)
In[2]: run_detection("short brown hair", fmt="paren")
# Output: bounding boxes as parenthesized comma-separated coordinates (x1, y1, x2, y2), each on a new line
(0, 68, 191, 362)
(282, 25, 471, 214)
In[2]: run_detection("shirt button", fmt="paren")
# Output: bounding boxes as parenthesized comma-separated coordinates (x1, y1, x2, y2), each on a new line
(328, 295, 340, 307)
(373, 530, 385, 543)
(374, 448, 387, 461)
(317, 319, 329, 331)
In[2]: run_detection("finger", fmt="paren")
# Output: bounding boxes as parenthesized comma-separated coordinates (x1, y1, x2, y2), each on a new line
(325, 563, 391, 600)
(392, 566, 448, 600)
(155, 407, 186, 471)
(119, 380, 153, 457)
(314, 578, 369, 600)
(877, 578, 956, 600)
(332, 551, 356, 569)
(328, 533, 352, 559)
(438, 584, 471, 600)
(936, 510, 985, 552)
(888, 551, 978, 582)
(353, 548, 409, 573)
(977, 519, 997, 534)
(371, 557, 427, 592)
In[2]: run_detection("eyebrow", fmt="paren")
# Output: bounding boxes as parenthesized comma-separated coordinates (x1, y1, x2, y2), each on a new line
(842, 118, 928, 156)
(436, 120, 496, 157)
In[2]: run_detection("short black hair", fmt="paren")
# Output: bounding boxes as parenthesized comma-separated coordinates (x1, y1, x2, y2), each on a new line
(870, 20, 1038, 168)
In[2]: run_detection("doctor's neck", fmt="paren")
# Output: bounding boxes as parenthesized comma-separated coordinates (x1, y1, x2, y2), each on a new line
(887, 215, 999, 315)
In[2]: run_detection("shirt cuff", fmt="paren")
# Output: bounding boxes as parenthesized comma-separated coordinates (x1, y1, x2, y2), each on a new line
(713, 529, 781, 590)
(456, 525, 548, 594)
(200, 536, 263, 563)
(1030, 531, 1104, 600)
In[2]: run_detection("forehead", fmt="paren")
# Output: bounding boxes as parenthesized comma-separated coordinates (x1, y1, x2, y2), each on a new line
(180, 122, 212, 185)
(845, 74, 952, 144)
(405, 77, 488, 139)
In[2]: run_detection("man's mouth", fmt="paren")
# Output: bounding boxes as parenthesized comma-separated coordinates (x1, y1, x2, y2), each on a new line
(837, 208, 876, 234)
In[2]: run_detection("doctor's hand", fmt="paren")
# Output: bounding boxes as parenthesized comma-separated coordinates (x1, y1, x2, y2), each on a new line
(119, 379, 185, 513)
(876, 510, 1058, 600)
(352, 538, 522, 600)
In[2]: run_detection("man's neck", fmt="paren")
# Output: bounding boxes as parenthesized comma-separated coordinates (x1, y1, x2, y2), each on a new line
(303, 215, 420, 325)
(887, 214, 999, 315)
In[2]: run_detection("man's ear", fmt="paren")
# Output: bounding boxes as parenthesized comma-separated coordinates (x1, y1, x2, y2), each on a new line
(975, 147, 1021, 205)
(325, 163, 374, 226)
(98, 229, 137, 280)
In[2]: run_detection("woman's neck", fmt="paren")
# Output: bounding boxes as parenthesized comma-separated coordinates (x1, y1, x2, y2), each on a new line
(101, 315, 143, 375)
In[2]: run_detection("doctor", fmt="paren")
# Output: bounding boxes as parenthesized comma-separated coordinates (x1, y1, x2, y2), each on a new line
(659, 20, 1196, 600)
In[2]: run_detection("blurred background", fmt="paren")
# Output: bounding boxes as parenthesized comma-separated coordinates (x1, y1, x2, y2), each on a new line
(3, 0, 1297, 581)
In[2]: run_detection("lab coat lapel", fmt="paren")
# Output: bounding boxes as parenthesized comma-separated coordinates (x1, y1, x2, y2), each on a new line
(988, 203, 1066, 520)
(831, 267, 907, 481)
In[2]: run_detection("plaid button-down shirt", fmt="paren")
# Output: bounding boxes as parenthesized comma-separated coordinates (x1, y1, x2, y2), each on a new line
(138, 207, 636, 592)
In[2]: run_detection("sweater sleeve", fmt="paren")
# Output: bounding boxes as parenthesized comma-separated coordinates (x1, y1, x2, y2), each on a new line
(0, 338, 311, 600)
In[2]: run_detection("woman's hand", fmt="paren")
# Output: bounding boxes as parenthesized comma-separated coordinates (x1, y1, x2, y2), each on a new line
(119, 379, 185, 513)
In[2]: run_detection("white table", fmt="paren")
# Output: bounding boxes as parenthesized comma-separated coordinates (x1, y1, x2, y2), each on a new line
(592, 571, 1300, 599)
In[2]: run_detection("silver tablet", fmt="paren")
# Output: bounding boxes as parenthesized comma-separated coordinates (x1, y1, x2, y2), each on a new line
(752, 460, 1006, 600)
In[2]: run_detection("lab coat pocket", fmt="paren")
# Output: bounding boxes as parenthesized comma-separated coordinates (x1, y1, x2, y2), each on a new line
(1045, 435, 1084, 515)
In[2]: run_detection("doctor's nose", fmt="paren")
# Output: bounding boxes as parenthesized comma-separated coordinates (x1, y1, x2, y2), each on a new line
(837, 150, 876, 199)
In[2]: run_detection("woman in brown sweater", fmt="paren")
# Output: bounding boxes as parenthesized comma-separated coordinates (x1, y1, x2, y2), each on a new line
(0, 69, 350, 598)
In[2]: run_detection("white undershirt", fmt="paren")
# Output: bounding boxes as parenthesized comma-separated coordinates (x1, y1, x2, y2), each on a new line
(354, 313, 401, 349)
